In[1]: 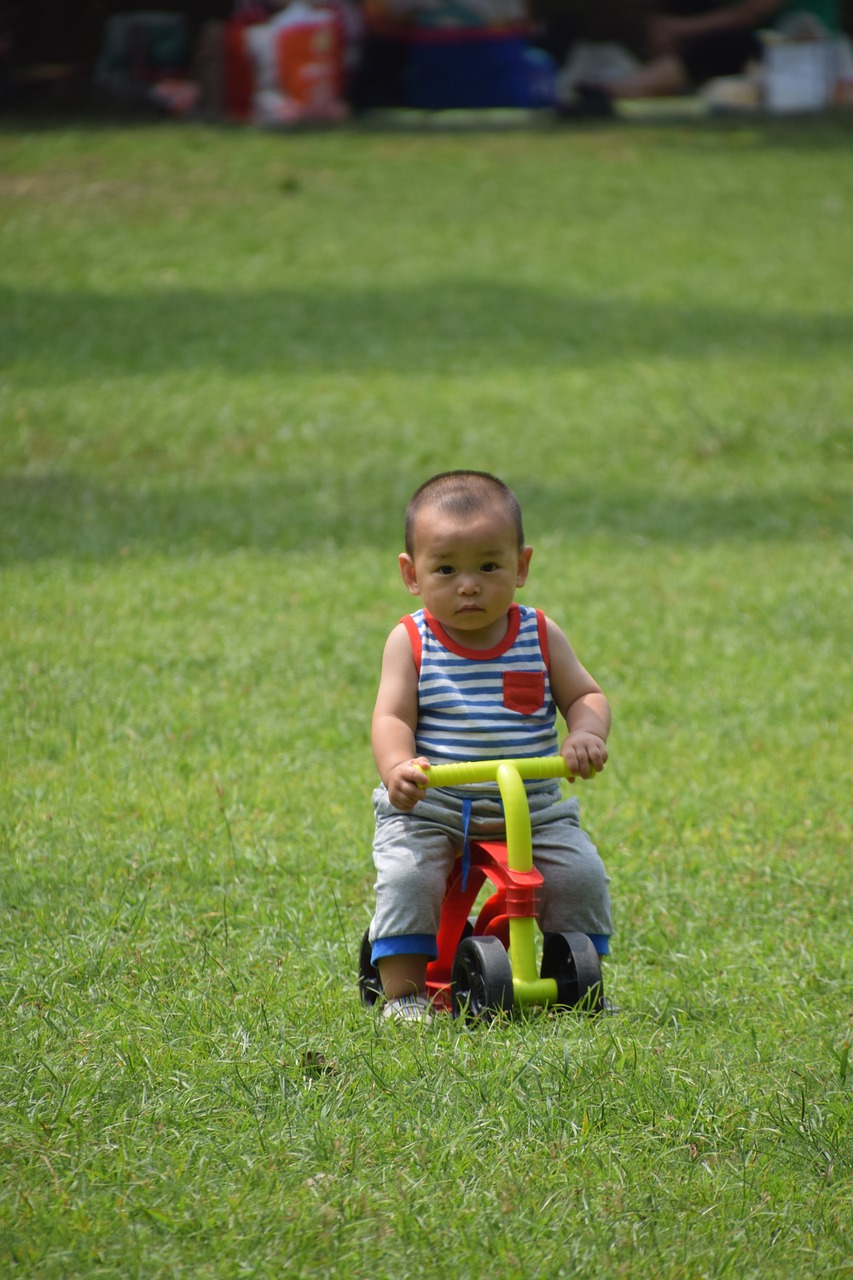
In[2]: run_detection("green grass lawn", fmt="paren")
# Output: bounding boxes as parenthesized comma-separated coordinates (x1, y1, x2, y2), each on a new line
(1, 111, 851, 1278)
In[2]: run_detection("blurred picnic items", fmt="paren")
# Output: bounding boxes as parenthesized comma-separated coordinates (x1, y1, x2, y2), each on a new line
(4, 0, 853, 120)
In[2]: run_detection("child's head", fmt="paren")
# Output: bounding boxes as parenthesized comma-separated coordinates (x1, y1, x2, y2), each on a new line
(404, 470, 524, 558)
(400, 472, 531, 646)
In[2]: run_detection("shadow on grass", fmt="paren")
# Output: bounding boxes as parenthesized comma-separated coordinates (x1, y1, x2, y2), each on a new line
(607, 109, 853, 152)
(361, 109, 853, 151)
(1, 471, 848, 563)
(1, 110, 853, 150)
(4, 278, 849, 562)
(3, 281, 853, 378)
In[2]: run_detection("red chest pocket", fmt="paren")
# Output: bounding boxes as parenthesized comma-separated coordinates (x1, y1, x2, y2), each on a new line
(503, 671, 546, 715)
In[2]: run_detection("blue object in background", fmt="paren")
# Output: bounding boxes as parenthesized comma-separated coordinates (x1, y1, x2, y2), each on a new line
(405, 35, 555, 109)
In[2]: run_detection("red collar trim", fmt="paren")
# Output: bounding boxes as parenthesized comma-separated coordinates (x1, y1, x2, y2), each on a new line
(424, 604, 521, 660)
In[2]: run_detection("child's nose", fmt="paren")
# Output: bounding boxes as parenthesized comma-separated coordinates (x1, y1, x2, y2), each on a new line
(458, 574, 480, 594)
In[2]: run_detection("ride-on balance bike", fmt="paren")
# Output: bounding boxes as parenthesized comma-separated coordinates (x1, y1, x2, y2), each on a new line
(359, 755, 604, 1021)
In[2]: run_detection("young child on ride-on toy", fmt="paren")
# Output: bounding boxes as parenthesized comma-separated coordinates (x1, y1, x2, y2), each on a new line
(369, 470, 612, 1020)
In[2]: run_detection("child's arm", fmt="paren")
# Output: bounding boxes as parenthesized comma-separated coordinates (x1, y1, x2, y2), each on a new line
(372, 623, 430, 811)
(546, 618, 611, 779)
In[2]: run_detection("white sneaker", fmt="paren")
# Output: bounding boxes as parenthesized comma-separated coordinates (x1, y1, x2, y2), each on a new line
(381, 993, 434, 1022)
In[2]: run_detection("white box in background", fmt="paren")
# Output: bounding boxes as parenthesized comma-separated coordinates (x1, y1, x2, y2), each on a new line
(761, 36, 838, 112)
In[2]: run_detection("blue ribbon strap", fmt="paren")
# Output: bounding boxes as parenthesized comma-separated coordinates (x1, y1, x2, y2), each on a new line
(461, 795, 473, 892)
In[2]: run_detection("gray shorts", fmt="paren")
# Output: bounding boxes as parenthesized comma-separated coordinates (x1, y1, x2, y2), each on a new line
(369, 783, 612, 963)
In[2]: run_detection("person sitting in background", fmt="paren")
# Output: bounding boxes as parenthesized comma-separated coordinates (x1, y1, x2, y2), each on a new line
(529, 0, 652, 84)
(560, 0, 840, 112)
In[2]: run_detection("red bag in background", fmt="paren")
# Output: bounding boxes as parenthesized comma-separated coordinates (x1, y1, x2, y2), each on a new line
(276, 5, 345, 112)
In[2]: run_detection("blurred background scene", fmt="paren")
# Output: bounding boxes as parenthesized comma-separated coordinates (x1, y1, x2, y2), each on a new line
(2, 0, 853, 121)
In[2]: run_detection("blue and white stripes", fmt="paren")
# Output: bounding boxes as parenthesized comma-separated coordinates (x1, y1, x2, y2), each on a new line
(404, 604, 559, 793)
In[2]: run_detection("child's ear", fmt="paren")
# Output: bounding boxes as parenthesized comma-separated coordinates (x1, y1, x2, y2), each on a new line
(516, 545, 533, 587)
(399, 553, 421, 596)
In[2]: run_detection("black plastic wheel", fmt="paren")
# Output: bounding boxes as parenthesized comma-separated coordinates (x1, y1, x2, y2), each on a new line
(540, 931, 604, 1013)
(358, 928, 383, 1007)
(451, 935, 514, 1021)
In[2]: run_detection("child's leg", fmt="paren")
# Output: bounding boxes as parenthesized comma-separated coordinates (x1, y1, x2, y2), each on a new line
(377, 954, 429, 1000)
(369, 787, 459, 997)
(530, 794, 612, 948)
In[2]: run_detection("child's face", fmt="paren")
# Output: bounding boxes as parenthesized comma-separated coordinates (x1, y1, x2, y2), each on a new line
(399, 503, 532, 646)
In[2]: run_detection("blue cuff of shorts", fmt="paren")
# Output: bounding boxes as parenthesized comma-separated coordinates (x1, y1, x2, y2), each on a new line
(588, 934, 609, 956)
(371, 934, 438, 964)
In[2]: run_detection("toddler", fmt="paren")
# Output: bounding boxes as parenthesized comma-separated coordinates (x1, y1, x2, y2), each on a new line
(370, 470, 612, 1020)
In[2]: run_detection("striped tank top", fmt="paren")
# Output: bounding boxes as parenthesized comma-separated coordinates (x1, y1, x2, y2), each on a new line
(402, 603, 559, 794)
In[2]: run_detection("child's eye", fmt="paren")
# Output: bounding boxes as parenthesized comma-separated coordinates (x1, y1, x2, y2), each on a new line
(436, 565, 455, 576)
(481, 562, 499, 573)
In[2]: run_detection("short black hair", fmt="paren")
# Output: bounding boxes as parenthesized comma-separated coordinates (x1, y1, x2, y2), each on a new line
(405, 470, 525, 557)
